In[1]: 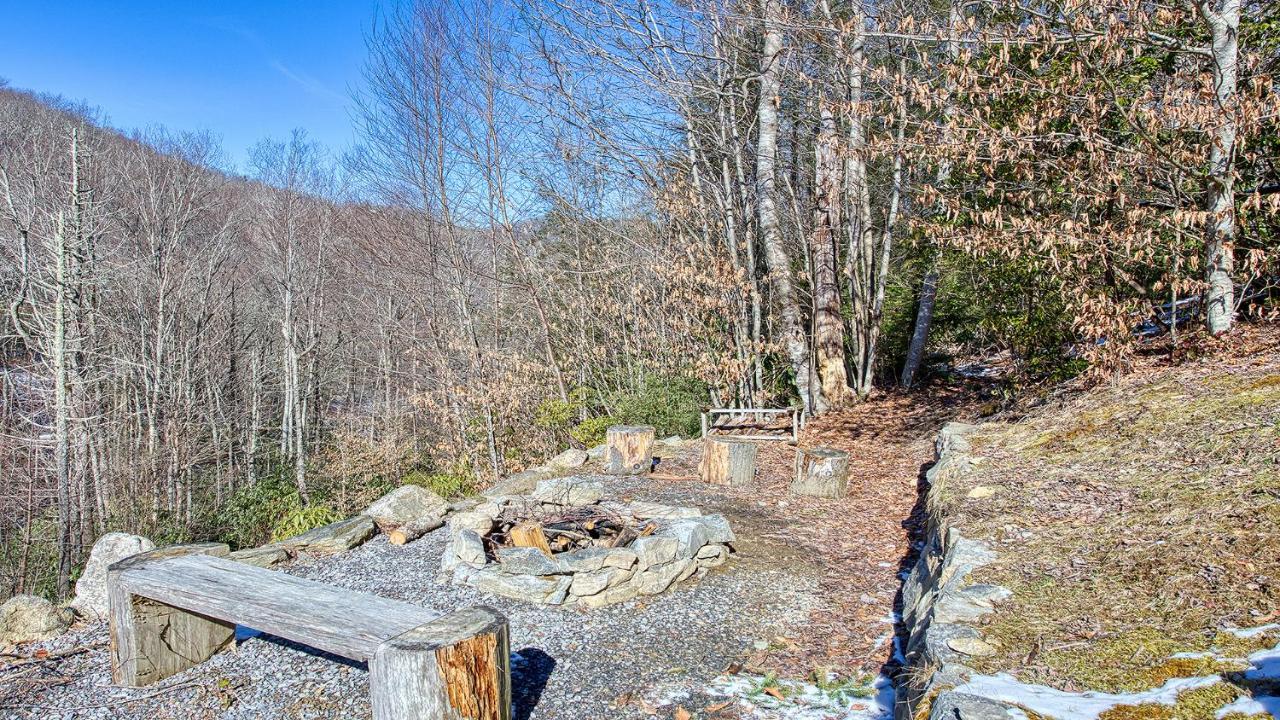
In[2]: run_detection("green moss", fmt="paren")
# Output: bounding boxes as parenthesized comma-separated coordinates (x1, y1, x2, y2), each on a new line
(1099, 704, 1174, 720)
(1015, 628, 1227, 693)
(1099, 683, 1240, 720)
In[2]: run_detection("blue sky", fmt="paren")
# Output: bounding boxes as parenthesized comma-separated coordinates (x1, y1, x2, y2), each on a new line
(0, 1, 380, 171)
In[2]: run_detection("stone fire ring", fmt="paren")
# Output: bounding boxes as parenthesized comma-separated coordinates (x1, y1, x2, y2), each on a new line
(439, 478, 734, 609)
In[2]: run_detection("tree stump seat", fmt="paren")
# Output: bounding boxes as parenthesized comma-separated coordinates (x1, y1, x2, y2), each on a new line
(606, 424, 656, 474)
(108, 553, 510, 720)
(699, 437, 759, 487)
(790, 446, 851, 498)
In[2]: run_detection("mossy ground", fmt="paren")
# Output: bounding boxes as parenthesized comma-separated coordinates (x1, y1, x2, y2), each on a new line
(932, 331, 1280, 697)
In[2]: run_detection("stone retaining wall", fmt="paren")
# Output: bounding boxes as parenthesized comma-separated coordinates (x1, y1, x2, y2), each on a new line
(895, 422, 1020, 720)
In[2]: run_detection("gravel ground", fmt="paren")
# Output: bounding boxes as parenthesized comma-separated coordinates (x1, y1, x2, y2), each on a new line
(1, 473, 825, 720)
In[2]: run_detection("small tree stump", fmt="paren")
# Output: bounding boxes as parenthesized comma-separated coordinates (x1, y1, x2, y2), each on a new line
(699, 438, 758, 487)
(388, 518, 445, 546)
(790, 447, 850, 498)
(606, 425, 656, 474)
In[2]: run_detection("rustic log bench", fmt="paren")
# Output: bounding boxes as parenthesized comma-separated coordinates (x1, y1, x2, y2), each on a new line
(107, 552, 510, 720)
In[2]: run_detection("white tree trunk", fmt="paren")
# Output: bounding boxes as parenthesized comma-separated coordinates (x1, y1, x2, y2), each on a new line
(755, 0, 815, 414)
(1198, 0, 1240, 335)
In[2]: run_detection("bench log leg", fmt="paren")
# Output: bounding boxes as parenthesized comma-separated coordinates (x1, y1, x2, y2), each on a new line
(370, 606, 511, 720)
(108, 572, 235, 687)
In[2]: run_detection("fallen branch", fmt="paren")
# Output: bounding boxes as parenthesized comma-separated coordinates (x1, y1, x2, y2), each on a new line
(0, 643, 102, 672)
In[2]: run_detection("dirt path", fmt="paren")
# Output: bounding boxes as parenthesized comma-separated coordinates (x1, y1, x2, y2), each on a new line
(657, 388, 983, 681)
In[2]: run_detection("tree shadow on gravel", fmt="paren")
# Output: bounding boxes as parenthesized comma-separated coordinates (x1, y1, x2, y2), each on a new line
(511, 647, 556, 720)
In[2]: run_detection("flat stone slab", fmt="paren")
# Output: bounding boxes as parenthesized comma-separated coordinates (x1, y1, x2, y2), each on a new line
(530, 478, 604, 506)
(228, 545, 290, 568)
(279, 516, 376, 555)
(363, 485, 449, 530)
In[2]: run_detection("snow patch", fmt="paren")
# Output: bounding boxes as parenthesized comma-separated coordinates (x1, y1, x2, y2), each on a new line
(1226, 623, 1280, 639)
(1245, 645, 1280, 682)
(953, 673, 1221, 720)
(1215, 695, 1280, 719)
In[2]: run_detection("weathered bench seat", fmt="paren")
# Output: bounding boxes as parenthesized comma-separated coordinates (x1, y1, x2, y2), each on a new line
(108, 551, 510, 719)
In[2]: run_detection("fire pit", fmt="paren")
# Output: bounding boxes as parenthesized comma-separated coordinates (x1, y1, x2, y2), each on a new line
(440, 478, 734, 608)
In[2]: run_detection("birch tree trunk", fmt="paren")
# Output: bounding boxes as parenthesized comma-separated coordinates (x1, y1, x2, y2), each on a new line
(52, 211, 73, 596)
(1198, 0, 1240, 336)
(755, 0, 815, 415)
(901, 269, 938, 388)
(844, 6, 878, 398)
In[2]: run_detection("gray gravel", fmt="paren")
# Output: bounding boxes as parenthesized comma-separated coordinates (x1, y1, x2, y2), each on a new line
(1, 475, 822, 720)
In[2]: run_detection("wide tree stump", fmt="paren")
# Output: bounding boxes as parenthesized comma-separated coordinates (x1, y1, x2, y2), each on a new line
(699, 438, 758, 487)
(606, 425, 656, 474)
(790, 447, 850, 498)
(370, 606, 511, 720)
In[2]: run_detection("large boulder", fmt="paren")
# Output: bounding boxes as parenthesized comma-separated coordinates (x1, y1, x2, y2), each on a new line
(484, 466, 560, 497)
(0, 595, 72, 644)
(363, 485, 450, 531)
(548, 448, 589, 469)
(70, 532, 155, 620)
(278, 515, 376, 555)
(531, 477, 604, 507)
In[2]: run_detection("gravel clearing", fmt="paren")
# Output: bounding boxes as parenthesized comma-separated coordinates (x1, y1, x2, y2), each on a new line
(1, 473, 825, 720)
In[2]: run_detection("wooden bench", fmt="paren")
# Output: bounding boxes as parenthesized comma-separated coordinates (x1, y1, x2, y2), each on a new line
(107, 552, 510, 720)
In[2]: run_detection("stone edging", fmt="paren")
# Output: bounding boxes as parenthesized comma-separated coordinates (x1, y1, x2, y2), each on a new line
(896, 422, 1019, 720)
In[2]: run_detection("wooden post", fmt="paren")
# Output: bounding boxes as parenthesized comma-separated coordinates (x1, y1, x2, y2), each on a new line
(606, 425, 655, 474)
(370, 606, 511, 720)
(790, 447, 850, 498)
(699, 438, 758, 487)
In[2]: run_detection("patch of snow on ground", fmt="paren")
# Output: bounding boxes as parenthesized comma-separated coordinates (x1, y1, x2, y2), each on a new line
(953, 673, 1221, 720)
(1215, 695, 1280, 719)
(1213, 639, 1280, 718)
(1227, 623, 1280, 639)
(701, 673, 895, 720)
(1245, 645, 1280, 682)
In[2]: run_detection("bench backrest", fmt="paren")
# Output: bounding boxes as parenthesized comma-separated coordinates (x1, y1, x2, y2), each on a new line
(113, 553, 437, 662)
